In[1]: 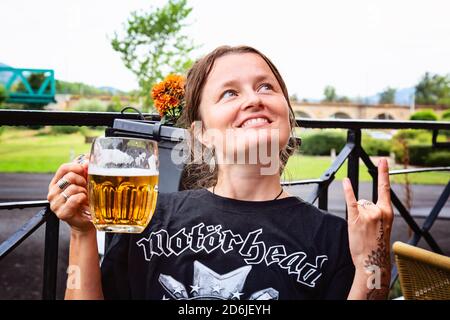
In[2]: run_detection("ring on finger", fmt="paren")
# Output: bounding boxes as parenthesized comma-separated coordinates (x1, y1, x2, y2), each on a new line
(75, 154, 86, 165)
(61, 191, 70, 201)
(57, 178, 70, 190)
(357, 199, 374, 208)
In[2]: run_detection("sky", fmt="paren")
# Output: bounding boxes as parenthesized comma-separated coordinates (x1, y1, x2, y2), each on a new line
(1, 0, 450, 100)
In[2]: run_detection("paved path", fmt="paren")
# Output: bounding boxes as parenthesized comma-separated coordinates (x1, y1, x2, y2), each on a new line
(0, 173, 449, 299)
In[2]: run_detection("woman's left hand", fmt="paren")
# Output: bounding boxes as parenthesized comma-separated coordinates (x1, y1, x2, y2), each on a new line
(343, 158, 394, 299)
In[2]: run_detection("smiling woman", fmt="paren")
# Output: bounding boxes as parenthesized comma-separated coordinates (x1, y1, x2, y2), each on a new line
(178, 46, 298, 191)
(46, 45, 394, 300)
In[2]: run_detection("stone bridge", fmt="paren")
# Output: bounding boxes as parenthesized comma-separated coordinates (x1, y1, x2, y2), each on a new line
(291, 102, 447, 120)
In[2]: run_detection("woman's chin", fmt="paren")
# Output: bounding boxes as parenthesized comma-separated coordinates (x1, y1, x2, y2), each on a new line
(212, 128, 289, 166)
(233, 137, 281, 163)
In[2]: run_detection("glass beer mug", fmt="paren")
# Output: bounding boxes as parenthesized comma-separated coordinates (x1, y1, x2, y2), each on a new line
(87, 137, 159, 233)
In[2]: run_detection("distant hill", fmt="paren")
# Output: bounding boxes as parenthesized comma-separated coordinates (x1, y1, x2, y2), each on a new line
(365, 87, 415, 105)
(300, 87, 416, 105)
(97, 86, 126, 95)
(56, 80, 127, 96)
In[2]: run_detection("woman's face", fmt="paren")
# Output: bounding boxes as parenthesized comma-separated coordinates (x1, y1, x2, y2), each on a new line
(198, 53, 291, 166)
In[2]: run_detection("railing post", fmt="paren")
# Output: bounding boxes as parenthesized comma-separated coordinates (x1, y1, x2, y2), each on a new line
(318, 182, 328, 211)
(347, 129, 361, 220)
(42, 209, 59, 300)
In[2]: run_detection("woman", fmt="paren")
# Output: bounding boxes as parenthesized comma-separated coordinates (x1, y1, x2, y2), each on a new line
(47, 46, 393, 300)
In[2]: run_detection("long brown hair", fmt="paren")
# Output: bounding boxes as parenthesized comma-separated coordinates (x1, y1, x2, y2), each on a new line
(177, 45, 298, 190)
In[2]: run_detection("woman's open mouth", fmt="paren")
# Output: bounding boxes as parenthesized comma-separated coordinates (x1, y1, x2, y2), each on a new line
(239, 117, 272, 129)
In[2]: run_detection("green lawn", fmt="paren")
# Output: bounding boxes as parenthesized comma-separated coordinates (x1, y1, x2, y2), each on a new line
(0, 128, 92, 172)
(284, 154, 449, 185)
(0, 128, 448, 185)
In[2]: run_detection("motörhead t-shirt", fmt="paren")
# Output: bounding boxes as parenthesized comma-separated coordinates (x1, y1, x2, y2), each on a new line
(101, 188, 355, 300)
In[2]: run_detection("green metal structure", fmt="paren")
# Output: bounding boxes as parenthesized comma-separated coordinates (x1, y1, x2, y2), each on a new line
(0, 67, 56, 105)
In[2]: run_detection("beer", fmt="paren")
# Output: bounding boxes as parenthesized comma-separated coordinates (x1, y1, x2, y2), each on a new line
(88, 167, 159, 233)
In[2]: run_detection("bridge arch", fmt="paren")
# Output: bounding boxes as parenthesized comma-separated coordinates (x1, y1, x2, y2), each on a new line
(374, 113, 395, 120)
(329, 112, 352, 119)
(294, 110, 311, 118)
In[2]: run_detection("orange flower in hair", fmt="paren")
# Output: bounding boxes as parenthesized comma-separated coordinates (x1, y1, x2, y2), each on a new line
(151, 74, 185, 124)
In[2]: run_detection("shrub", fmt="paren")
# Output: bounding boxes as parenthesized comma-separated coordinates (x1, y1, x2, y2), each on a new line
(72, 99, 106, 112)
(50, 126, 80, 135)
(391, 128, 448, 165)
(0, 84, 7, 105)
(300, 130, 346, 155)
(106, 103, 123, 112)
(441, 110, 450, 138)
(410, 109, 438, 121)
(393, 144, 430, 165)
(408, 145, 435, 165)
(106, 96, 124, 112)
(393, 144, 450, 166)
(424, 151, 450, 167)
(393, 129, 432, 144)
(442, 109, 450, 120)
(362, 138, 391, 156)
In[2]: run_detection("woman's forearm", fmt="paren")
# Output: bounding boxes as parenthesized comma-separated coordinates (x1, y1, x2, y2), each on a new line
(65, 229, 104, 300)
(347, 267, 390, 300)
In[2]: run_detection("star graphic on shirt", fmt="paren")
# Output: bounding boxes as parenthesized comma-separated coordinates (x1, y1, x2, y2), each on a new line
(159, 260, 279, 300)
(231, 290, 243, 300)
(190, 284, 201, 294)
(173, 285, 185, 295)
(211, 284, 223, 294)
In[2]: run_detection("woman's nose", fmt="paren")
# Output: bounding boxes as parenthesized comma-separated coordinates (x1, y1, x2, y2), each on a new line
(240, 91, 263, 111)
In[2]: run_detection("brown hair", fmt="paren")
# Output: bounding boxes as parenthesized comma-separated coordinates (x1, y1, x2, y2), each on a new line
(177, 45, 298, 190)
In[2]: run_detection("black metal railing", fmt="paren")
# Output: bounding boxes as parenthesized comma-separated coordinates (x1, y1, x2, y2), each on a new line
(0, 110, 159, 300)
(0, 109, 449, 299)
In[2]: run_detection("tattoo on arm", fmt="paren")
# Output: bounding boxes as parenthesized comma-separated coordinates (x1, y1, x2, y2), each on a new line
(364, 219, 390, 300)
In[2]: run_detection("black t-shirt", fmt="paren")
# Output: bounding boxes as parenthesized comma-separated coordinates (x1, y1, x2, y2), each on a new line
(101, 188, 355, 300)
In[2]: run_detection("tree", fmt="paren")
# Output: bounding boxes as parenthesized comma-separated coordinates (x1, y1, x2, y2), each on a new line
(72, 99, 106, 112)
(415, 72, 450, 106)
(323, 85, 337, 102)
(14, 73, 50, 110)
(56, 80, 116, 96)
(16, 73, 51, 94)
(111, 0, 196, 110)
(379, 87, 396, 104)
(337, 96, 350, 103)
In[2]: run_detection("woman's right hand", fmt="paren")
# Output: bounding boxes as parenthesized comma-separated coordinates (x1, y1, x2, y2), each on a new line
(47, 155, 94, 234)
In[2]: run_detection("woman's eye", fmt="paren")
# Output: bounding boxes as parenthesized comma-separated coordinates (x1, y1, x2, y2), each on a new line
(258, 83, 273, 92)
(221, 90, 237, 99)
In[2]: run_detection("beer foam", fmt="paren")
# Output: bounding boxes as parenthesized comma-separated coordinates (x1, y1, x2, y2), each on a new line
(96, 149, 134, 167)
(88, 166, 158, 176)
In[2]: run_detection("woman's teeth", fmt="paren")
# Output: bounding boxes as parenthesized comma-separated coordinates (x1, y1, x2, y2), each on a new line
(241, 117, 269, 128)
